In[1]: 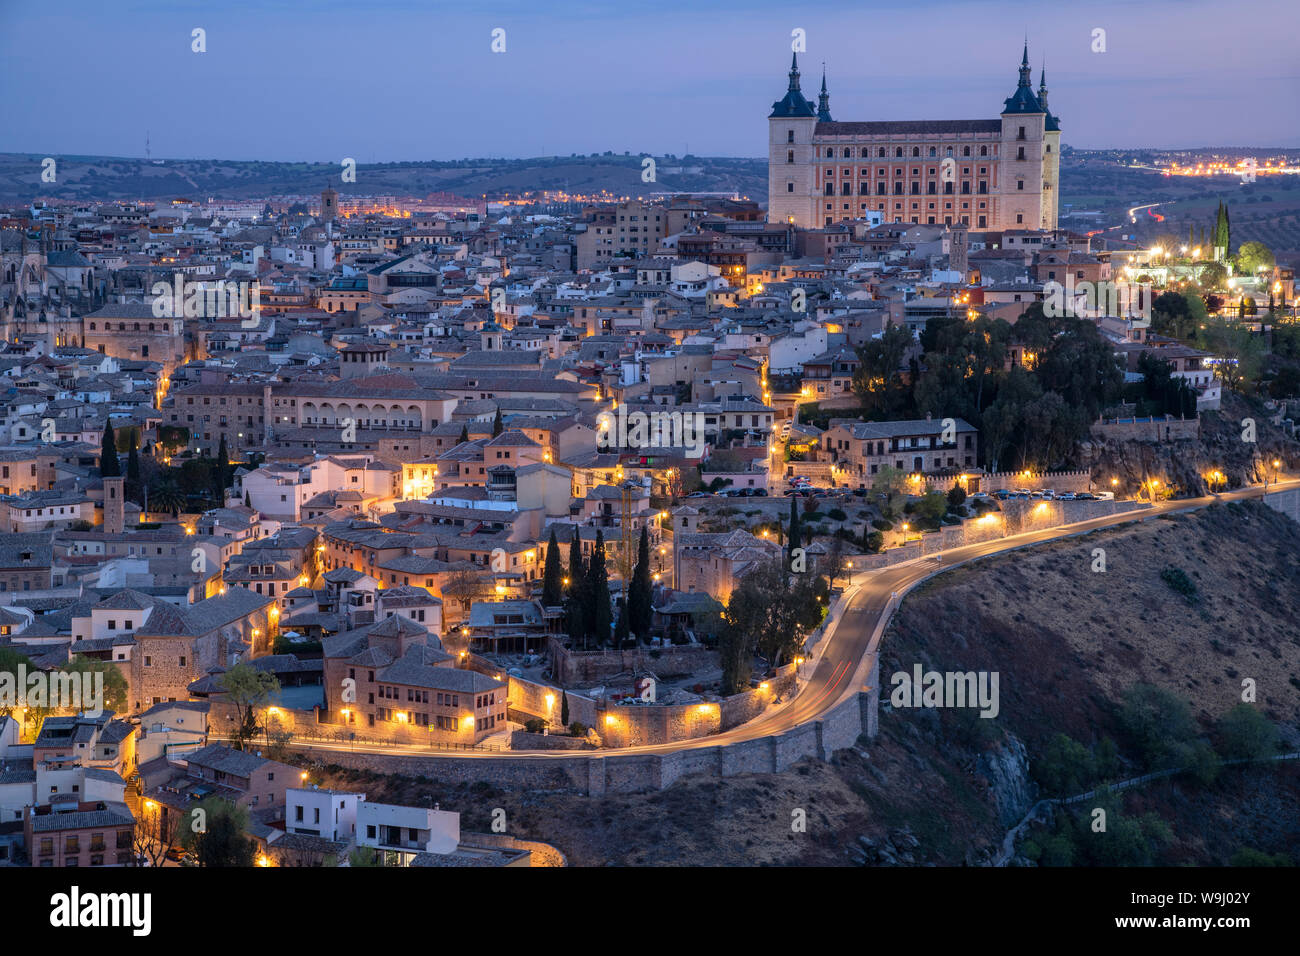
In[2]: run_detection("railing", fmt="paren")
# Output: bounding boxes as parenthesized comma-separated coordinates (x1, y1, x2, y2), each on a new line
(213, 730, 504, 753)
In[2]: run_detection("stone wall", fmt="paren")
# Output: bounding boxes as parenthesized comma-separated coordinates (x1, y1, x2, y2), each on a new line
(1090, 415, 1200, 443)
(1262, 487, 1300, 523)
(510, 730, 596, 751)
(460, 831, 567, 867)
(549, 636, 717, 686)
(854, 498, 1149, 569)
(979, 470, 1093, 493)
(596, 700, 721, 748)
(506, 674, 598, 728)
(719, 664, 798, 730)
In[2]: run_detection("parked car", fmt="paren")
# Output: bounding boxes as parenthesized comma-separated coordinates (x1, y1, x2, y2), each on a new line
(1042, 489, 1057, 499)
(753, 488, 768, 497)
(993, 489, 1011, 500)
(970, 491, 989, 500)
(1076, 492, 1096, 500)
(1058, 492, 1076, 500)
(686, 491, 712, 499)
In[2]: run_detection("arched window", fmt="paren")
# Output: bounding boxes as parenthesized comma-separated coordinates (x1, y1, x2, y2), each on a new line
(842, 148, 850, 158)
(878, 147, 886, 158)
(963, 146, 971, 156)
(826, 148, 834, 158)
(912, 147, 920, 157)
(860, 147, 869, 158)
(895, 147, 903, 158)
(980, 145, 988, 156)
(928, 147, 936, 157)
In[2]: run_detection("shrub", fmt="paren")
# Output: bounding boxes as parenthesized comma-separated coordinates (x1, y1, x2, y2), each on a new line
(827, 507, 847, 521)
(568, 721, 587, 737)
(872, 518, 893, 532)
(523, 718, 545, 734)
(864, 531, 884, 553)
(1159, 566, 1198, 602)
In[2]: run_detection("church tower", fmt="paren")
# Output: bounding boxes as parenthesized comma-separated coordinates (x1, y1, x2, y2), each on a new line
(767, 53, 819, 229)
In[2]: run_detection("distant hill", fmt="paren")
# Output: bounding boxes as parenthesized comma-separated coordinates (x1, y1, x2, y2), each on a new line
(0, 152, 767, 204)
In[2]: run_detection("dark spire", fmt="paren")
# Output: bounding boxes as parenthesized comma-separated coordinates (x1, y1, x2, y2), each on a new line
(1038, 64, 1049, 110)
(1018, 41, 1032, 88)
(816, 63, 832, 121)
(771, 51, 817, 118)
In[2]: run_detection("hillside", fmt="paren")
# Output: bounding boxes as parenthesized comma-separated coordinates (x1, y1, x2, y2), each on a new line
(0, 153, 767, 204)
(301, 499, 1300, 866)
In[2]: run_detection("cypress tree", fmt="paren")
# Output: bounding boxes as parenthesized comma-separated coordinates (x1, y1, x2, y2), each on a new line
(492, 407, 503, 437)
(588, 529, 612, 646)
(127, 443, 141, 501)
(542, 527, 563, 606)
(459, 423, 469, 444)
(217, 434, 230, 492)
(629, 523, 653, 642)
(566, 533, 586, 646)
(614, 601, 630, 649)
(100, 421, 120, 477)
(788, 495, 802, 553)
(560, 691, 570, 727)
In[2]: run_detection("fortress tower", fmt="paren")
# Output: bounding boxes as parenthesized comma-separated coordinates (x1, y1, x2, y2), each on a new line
(767, 45, 1060, 232)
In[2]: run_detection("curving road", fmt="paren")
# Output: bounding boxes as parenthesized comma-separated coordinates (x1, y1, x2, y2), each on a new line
(293, 481, 1298, 761)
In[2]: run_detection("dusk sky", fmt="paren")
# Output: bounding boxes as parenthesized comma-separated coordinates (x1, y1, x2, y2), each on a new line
(2, 0, 1296, 162)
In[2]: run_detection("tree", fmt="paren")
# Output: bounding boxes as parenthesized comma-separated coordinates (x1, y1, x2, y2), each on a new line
(565, 534, 586, 646)
(946, 483, 967, 510)
(823, 536, 848, 590)
(541, 527, 564, 606)
(217, 662, 280, 751)
(347, 846, 382, 867)
(181, 797, 255, 867)
(444, 568, 494, 621)
(787, 495, 802, 553)
(1116, 684, 1199, 771)
(153, 480, 185, 517)
(492, 407, 503, 437)
(560, 691, 570, 727)
(57, 655, 129, 714)
(216, 435, 230, 494)
(585, 530, 613, 647)
(134, 797, 184, 867)
(871, 464, 909, 517)
(100, 421, 120, 477)
(127, 444, 142, 504)
(458, 423, 469, 444)
(1234, 240, 1274, 275)
(628, 524, 653, 642)
(613, 602, 630, 648)
(851, 322, 915, 419)
(1214, 704, 1279, 760)
(1197, 260, 1228, 292)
